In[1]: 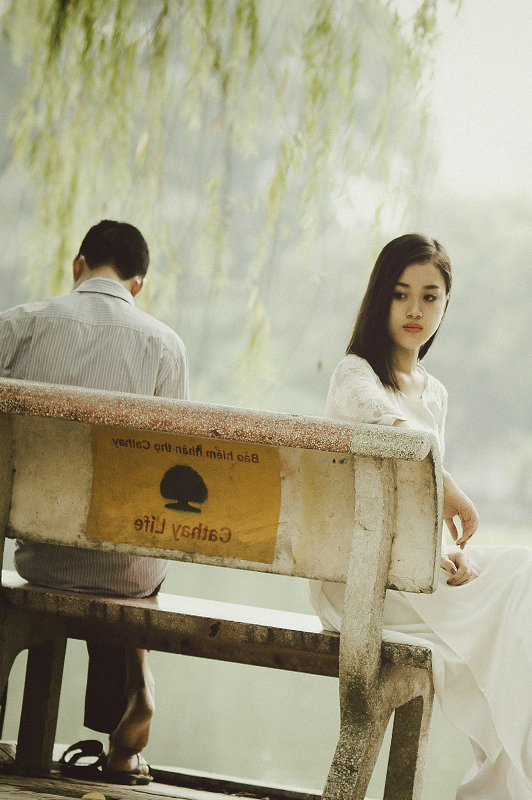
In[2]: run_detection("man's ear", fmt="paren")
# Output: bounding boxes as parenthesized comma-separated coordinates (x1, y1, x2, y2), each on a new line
(72, 256, 83, 281)
(130, 276, 144, 298)
(72, 255, 87, 286)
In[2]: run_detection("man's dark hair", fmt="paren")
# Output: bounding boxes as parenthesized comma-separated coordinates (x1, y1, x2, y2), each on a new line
(77, 220, 149, 279)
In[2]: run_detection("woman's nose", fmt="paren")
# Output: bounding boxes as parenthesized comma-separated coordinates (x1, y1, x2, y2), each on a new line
(407, 302, 422, 318)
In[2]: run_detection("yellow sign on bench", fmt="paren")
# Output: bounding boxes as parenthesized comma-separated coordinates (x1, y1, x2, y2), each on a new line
(86, 426, 281, 564)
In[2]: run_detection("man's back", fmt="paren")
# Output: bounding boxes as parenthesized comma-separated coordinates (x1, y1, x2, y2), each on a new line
(0, 277, 188, 597)
(0, 278, 187, 398)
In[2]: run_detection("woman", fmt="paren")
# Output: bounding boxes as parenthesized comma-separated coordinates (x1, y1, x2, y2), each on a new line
(309, 234, 532, 799)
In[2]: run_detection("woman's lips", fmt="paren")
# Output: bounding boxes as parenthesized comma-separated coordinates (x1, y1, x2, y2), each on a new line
(403, 324, 422, 332)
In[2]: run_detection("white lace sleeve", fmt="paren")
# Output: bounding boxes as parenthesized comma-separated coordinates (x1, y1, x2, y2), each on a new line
(325, 355, 407, 425)
(426, 373, 448, 458)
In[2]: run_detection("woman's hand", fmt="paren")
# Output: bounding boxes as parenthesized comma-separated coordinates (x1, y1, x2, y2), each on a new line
(443, 470, 479, 548)
(441, 549, 479, 586)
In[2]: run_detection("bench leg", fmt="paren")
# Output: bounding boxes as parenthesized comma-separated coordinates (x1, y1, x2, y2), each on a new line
(0, 610, 26, 698)
(322, 665, 433, 800)
(0, 607, 43, 719)
(322, 705, 390, 800)
(383, 682, 434, 800)
(15, 634, 67, 774)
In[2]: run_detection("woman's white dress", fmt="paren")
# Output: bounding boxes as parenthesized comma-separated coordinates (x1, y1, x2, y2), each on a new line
(309, 354, 532, 800)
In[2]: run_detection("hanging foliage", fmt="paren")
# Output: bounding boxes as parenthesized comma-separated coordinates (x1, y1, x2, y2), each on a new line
(1, 0, 461, 402)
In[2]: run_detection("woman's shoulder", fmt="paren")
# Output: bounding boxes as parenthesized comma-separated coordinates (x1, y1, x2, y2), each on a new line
(331, 353, 381, 384)
(327, 353, 403, 425)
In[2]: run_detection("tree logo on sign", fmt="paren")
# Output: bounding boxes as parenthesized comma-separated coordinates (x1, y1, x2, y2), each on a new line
(160, 465, 208, 513)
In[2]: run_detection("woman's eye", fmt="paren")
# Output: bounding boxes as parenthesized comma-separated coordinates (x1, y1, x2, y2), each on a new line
(424, 294, 437, 302)
(392, 291, 406, 300)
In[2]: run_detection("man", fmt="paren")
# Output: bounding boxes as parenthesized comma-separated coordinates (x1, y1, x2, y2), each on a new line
(0, 220, 189, 784)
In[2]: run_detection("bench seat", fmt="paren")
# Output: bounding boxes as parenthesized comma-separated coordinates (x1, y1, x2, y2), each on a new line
(1, 570, 431, 678)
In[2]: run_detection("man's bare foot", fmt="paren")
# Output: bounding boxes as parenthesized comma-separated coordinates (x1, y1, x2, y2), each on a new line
(107, 648, 155, 774)
(105, 744, 151, 777)
(107, 686, 154, 772)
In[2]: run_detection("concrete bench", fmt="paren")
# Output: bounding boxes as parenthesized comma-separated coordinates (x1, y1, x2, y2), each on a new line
(0, 377, 442, 800)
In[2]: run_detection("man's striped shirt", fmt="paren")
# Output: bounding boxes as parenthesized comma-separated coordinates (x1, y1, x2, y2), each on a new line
(0, 277, 188, 597)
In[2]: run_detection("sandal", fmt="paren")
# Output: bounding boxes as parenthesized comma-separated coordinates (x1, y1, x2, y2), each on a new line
(59, 739, 105, 779)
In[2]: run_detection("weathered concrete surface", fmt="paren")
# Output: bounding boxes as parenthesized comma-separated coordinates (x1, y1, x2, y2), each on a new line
(0, 377, 441, 799)
(0, 377, 358, 451)
(1, 378, 442, 591)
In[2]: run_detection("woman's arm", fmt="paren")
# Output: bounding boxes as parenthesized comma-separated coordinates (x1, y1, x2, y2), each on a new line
(440, 476, 479, 584)
(393, 419, 479, 584)
(442, 470, 479, 548)
(394, 419, 479, 546)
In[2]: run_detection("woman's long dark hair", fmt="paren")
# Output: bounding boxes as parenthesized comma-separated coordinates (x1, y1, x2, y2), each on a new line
(346, 234, 452, 390)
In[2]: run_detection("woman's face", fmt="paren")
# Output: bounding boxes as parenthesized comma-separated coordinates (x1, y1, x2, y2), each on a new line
(387, 261, 448, 356)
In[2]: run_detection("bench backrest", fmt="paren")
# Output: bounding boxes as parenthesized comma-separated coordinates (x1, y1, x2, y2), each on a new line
(0, 377, 442, 593)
